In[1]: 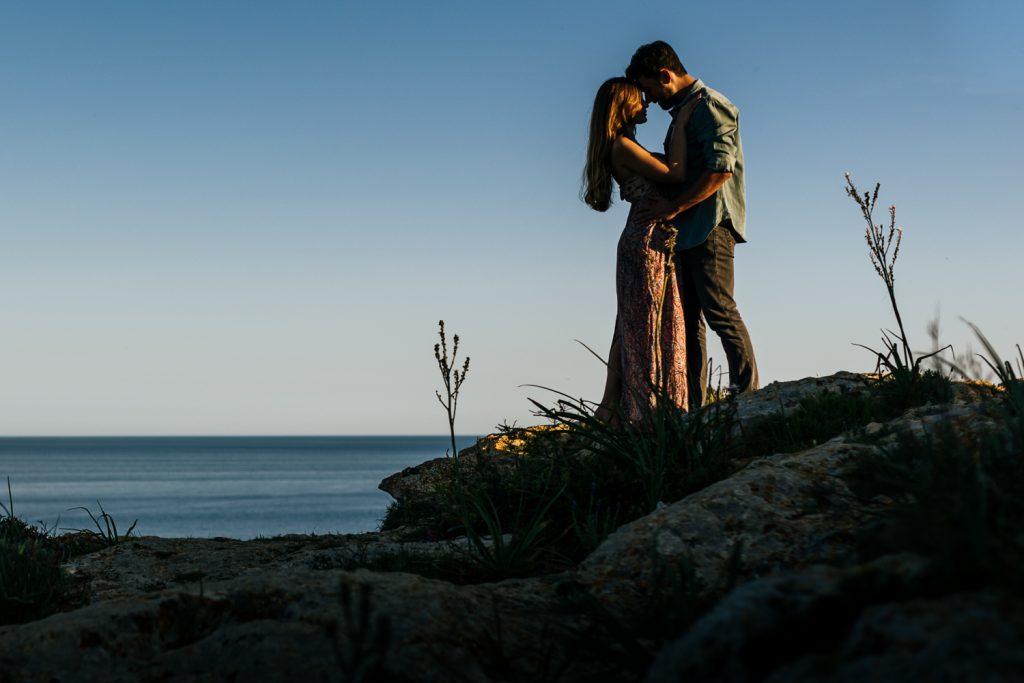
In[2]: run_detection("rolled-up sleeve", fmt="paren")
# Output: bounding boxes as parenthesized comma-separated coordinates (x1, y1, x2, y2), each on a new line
(693, 98, 739, 173)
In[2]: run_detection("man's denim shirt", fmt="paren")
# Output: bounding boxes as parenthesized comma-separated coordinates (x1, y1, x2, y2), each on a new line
(663, 79, 747, 250)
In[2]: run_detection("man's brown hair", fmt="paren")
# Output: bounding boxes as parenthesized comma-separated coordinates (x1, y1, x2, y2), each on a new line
(625, 40, 687, 80)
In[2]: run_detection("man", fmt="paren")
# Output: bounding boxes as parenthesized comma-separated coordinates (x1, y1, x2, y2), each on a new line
(626, 40, 758, 408)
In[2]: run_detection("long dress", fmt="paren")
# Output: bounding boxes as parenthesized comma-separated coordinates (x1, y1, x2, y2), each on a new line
(614, 174, 688, 422)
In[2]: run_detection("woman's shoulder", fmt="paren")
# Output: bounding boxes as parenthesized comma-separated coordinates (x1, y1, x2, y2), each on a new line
(612, 135, 643, 153)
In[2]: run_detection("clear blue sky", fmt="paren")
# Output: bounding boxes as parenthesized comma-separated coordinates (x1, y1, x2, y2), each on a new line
(1, 1, 1021, 435)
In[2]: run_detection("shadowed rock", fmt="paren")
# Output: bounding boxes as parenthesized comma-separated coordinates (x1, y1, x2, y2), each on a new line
(1, 372, 1018, 682)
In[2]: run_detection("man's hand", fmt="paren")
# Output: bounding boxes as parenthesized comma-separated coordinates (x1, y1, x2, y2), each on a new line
(646, 196, 681, 222)
(650, 169, 733, 223)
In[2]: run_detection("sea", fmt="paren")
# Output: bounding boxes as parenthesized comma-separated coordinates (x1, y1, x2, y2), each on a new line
(0, 436, 479, 540)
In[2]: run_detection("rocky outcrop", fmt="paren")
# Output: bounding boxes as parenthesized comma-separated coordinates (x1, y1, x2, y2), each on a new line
(575, 398, 1001, 627)
(729, 371, 873, 423)
(1, 567, 596, 683)
(1, 372, 1019, 682)
(645, 554, 1024, 682)
(378, 372, 992, 523)
(60, 533, 476, 603)
(378, 425, 570, 511)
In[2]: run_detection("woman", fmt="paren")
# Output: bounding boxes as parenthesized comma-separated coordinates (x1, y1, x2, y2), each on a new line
(583, 77, 688, 424)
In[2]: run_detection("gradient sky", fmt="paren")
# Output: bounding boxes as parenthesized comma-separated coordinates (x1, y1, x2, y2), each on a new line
(2, 1, 1021, 436)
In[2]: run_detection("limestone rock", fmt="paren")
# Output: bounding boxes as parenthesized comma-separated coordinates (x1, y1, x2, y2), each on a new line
(1, 564, 620, 683)
(61, 533, 474, 603)
(575, 439, 877, 626)
(575, 398, 999, 627)
(730, 371, 873, 425)
(378, 425, 569, 511)
(645, 555, 1024, 682)
(1, 372, 1016, 682)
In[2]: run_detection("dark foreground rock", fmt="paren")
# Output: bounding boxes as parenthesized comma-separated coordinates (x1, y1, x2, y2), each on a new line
(1, 372, 1020, 682)
(575, 398, 1001, 627)
(646, 555, 1024, 683)
(1, 568, 594, 683)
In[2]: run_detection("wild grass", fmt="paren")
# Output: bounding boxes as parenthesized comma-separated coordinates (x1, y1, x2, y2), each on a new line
(65, 500, 138, 547)
(0, 480, 68, 625)
(961, 321, 1024, 450)
(529, 383, 738, 516)
(846, 419, 1024, 592)
(839, 307, 1024, 594)
(396, 330, 743, 580)
(457, 481, 565, 578)
(0, 520, 66, 625)
(739, 390, 881, 455)
(0, 479, 132, 625)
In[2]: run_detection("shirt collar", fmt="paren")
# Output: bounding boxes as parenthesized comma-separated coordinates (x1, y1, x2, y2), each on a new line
(667, 78, 704, 113)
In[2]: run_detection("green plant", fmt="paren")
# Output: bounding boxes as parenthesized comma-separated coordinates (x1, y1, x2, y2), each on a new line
(0, 477, 13, 521)
(379, 494, 457, 536)
(925, 314, 993, 382)
(961, 320, 1024, 450)
(0, 479, 68, 625)
(846, 421, 1024, 591)
(741, 390, 880, 455)
(399, 360, 740, 575)
(529, 382, 737, 515)
(459, 483, 564, 577)
(65, 500, 138, 547)
(434, 320, 470, 458)
(0, 535, 65, 625)
(571, 492, 623, 556)
(963, 320, 1024, 386)
(408, 322, 740, 579)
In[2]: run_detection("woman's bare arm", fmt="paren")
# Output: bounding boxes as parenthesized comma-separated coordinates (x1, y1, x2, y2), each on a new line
(611, 137, 686, 183)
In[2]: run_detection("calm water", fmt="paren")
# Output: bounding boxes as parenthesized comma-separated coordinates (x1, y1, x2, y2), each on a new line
(0, 436, 478, 539)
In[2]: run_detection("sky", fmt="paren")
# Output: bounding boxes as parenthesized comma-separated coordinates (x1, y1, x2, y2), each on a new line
(1, 1, 1021, 436)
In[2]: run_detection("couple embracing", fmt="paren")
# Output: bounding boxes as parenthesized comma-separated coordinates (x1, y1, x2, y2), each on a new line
(584, 40, 758, 424)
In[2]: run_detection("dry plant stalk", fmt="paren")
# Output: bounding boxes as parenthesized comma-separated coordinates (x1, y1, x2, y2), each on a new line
(844, 173, 913, 369)
(434, 320, 470, 457)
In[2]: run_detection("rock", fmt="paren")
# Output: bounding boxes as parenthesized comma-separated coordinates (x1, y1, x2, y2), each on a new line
(795, 592, 1024, 682)
(575, 398, 999, 628)
(645, 555, 1024, 682)
(3, 555, 629, 683)
(61, 533, 472, 603)
(575, 439, 878, 627)
(1, 372, 1017, 682)
(378, 425, 569, 514)
(0, 567, 591, 683)
(730, 371, 873, 425)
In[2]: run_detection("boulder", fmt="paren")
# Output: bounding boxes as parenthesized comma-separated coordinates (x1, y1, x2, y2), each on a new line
(0, 566, 596, 683)
(645, 555, 1024, 682)
(378, 425, 570, 513)
(575, 399, 999, 627)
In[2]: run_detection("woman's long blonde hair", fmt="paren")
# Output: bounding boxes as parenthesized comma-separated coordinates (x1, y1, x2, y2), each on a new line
(583, 77, 644, 212)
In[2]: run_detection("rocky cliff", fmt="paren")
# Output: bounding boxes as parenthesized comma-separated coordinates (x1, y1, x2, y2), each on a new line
(1, 372, 1021, 682)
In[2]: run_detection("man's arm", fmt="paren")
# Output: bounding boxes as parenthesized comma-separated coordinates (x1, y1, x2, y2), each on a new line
(664, 102, 692, 183)
(660, 169, 732, 221)
(652, 96, 738, 220)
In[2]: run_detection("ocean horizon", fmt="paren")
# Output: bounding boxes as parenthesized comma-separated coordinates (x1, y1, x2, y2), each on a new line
(0, 435, 481, 540)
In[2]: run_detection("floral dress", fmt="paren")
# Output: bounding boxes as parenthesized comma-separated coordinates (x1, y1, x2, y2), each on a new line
(613, 174, 688, 421)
